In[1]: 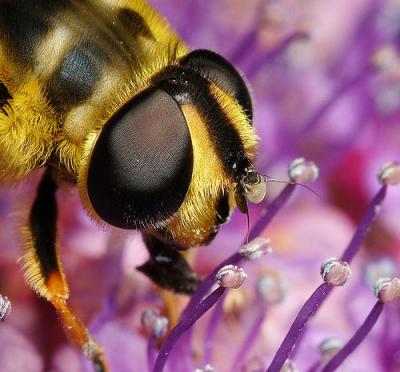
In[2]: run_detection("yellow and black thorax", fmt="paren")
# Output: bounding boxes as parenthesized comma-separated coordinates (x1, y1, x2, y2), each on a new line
(0, 0, 260, 247)
(0, 0, 186, 174)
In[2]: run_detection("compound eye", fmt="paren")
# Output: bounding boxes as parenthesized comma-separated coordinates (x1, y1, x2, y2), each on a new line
(181, 49, 252, 120)
(86, 88, 193, 229)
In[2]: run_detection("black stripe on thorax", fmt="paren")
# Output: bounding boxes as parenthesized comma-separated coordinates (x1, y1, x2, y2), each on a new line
(46, 41, 108, 111)
(42, 4, 152, 112)
(118, 8, 154, 40)
(72, 1, 148, 66)
(0, 0, 69, 66)
(154, 66, 249, 181)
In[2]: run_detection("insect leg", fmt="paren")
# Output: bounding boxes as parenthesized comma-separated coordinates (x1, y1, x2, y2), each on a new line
(21, 168, 108, 372)
(138, 233, 200, 294)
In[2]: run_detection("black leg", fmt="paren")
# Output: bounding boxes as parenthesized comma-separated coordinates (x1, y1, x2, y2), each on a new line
(138, 233, 200, 294)
(21, 168, 108, 372)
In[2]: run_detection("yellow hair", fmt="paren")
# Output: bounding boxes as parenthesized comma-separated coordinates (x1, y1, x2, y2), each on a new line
(0, 80, 58, 183)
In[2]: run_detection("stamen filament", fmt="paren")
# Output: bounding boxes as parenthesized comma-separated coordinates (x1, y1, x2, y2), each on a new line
(266, 283, 333, 372)
(153, 286, 225, 372)
(231, 303, 267, 370)
(147, 336, 157, 371)
(248, 183, 296, 241)
(265, 185, 388, 371)
(203, 294, 226, 363)
(321, 301, 384, 372)
(184, 183, 296, 320)
(246, 32, 309, 78)
(340, 186, 387, 262)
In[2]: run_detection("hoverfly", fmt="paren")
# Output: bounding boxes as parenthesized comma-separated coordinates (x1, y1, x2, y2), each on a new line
(0, 1, 265, 370)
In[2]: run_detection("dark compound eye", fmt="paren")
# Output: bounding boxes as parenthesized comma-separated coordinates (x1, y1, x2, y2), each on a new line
(87, 88, 193, 229)
(180, 49, 253, 121)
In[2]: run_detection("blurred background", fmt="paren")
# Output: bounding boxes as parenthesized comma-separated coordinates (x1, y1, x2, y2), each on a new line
(0, 1, 399, 371)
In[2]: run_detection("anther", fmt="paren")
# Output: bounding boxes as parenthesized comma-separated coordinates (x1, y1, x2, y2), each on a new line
(288, 157, 319, 183)
(141, 309, 168, 339)
(280, 359, 299, 372)
(371, 45, 399, 71)
(319, 338, 344, 363)
(374, 277, 400, 303)
(239, 237, 272, 260)
(0, 295, 11, 321)
(257, 273, 288, 305)
(321, 258, 351, 286)
(364, 258, 396, 288)
(223, 289, 247, 314)
(195, 364, 217, 372)
(377, 161, 400, 185)
(216, 265, 247, 289)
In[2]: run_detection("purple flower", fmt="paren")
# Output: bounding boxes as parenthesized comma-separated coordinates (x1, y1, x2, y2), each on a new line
(1, 1, 400, 372)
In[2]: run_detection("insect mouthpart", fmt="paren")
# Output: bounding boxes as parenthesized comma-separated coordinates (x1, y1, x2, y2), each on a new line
(234, 167, 267, 214)
(242, 169, 267, 204)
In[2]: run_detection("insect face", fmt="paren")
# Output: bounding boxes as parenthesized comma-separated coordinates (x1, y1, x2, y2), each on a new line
(80, 49, 262, 247)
